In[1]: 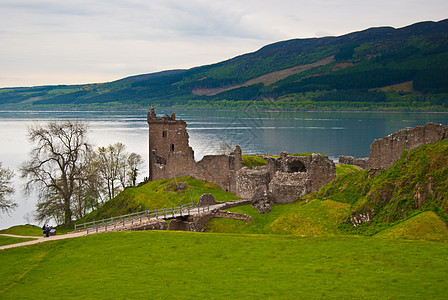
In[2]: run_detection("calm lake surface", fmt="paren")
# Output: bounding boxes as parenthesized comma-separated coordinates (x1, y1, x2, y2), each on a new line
(1, 109, 448, 229)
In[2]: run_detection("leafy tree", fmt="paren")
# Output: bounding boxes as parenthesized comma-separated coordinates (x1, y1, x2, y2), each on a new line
(0, 162, 16, 214)
(20, 120, 92, 225)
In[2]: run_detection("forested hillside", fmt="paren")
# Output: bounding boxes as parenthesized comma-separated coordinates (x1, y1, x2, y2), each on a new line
(1, 19, 447, 111)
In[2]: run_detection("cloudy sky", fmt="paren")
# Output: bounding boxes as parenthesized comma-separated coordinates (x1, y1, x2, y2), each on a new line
(0, 0, 447, 88)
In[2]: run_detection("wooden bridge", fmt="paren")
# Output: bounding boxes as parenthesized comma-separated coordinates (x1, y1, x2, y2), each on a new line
(74, 201, 229, 235)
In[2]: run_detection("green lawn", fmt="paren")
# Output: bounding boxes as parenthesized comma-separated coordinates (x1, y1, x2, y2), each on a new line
(0, 225, 43, 237)
(0, 231, 446, 299)
(0, 236, 34, 247)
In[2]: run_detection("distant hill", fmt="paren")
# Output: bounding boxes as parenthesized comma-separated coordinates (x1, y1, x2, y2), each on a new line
(1, 19, 448, 111)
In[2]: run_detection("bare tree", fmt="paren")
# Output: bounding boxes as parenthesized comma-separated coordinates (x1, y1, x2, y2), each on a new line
(0, 162, 16, 215)
(20, 120, 92, 225)
(94, 142, 127, 200)
(92, 143, 144, 201)
(127, 152, 144, 187)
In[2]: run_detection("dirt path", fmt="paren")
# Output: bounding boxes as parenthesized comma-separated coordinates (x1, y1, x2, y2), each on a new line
(0, 231, 88, 250)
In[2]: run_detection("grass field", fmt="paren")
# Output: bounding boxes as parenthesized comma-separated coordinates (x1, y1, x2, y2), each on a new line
(0, 225, 43, 237)
(0, 231, 446, 299)
(0, 236, 34, 247)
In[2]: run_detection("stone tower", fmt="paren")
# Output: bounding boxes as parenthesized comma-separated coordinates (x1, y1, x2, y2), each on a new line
(147, 106, 193, 180)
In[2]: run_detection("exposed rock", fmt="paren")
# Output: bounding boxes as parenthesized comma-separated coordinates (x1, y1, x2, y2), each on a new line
(175, 182, 187, 192)
(349, 207, 377, 227)
(197, 194, 217, 207)
(250, 187, 273, 214)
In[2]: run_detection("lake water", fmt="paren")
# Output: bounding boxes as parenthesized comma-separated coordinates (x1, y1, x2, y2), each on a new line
(1, 109, 448, 229)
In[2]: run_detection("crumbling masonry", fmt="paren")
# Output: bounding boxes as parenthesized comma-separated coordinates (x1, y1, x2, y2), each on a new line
(148, 107, 336, 203)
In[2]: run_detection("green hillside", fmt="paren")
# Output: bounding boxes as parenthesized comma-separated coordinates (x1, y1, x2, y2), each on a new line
(1, 19, 448, 111)
(312, 140, 448, 238)
(79, 176, 238, 222)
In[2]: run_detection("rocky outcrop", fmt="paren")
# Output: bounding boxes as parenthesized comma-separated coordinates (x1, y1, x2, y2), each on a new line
(349, 207, 377, 227)
(197, 194, 217, 207)
(250, 187, 273, 214)
(369, 123, 448, 171)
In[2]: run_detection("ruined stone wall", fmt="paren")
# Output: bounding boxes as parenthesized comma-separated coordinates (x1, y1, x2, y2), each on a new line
(339, 155, 369, 169)
(236, 153, 336, 203)
(148, 108, 242, 192)
(269, 172, 312, 204)
(306, 154, 337, 192)
(236, 168, 271, 199)
(369, 123, 448, 170)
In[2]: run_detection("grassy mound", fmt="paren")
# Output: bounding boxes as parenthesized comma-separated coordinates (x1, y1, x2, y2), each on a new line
(270, 200, 351, 235)
(0, 225, 43, 237)
(205, 199, 350, 236)
(335, 163, 362, 177)
(81, 176, 238, 222)
(0, 232, 447, 298)
(375, 211, 448, 242)
(312, 140, 448, 236)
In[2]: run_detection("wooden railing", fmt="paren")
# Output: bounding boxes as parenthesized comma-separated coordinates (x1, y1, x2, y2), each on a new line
(74, 202, 214, 234)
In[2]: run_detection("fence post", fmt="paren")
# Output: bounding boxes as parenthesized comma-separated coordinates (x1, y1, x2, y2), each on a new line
(156, 209, 158, 219)
(172, 206, 174, 218)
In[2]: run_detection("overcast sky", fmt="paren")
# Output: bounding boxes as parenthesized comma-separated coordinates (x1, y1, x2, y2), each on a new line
(0, 0, 447, 88)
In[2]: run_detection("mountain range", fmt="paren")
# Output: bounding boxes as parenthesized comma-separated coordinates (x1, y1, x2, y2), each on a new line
(1, 19, 448, 111)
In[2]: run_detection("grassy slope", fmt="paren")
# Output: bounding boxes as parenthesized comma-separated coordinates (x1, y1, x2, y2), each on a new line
(313, 140, 448, 237)
(205, 200, 350, 236)
(375, 211, 448, 241)
(0, 231, 447, 299)
(0, 225, 42, 237)
(80, 176, 238, 222)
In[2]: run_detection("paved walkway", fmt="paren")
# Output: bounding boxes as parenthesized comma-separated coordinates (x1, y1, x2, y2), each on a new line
(0, 200, 250, 251)
(0, 232, 89, 250)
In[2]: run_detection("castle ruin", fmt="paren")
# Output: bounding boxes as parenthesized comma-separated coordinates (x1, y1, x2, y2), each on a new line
(147, 107, 336, 203)
(369, 122, 448, 170)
